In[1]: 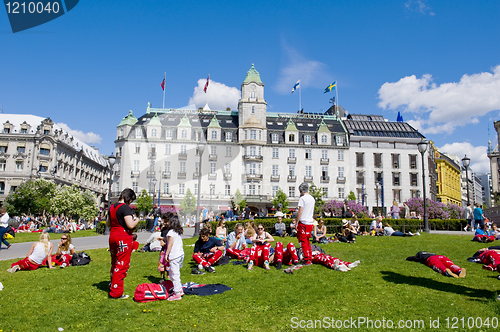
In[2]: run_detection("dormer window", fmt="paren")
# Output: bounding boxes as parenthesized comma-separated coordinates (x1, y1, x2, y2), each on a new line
(289, 134, 295, 142)
(336, 136, 343, 145)
(166, 129, 172, 139)
(181, 130, 187, 139)
(211, 131, 217, 139)
(44, 130, 50, 135)
(272, 133, 279, 143)
(136, 128, 142, 138)
(21, 128, 27, 134)
(151, 129, 157, 137)
(226, 132, 232, 142)
(4, 128, 10, 134)
(321, 134, 327, 143)
(304, 135, 311, 144)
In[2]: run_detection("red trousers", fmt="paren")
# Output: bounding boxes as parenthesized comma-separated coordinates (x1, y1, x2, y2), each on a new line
(273, 242, 299, 265)
(297, 223, 313, 263)
(426, 255, 461, 275)
(479, 250, 500, 271)
(226, 248, 251, 261)
(12, 257, 40, 271)
(192, 250, 223, 268)
(109, 232, 133, 298)
(474, 234, 495, 243)
(312, 253, 351, 269)
(249, 243, 271, 266)
(42, 254, 72, 266)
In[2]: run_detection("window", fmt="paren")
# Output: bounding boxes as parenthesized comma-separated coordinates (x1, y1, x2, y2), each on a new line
(272, 186, 279, 197)
(0, 182, 4, 194)
(224, 163, 231, 174)
(322, 166, 328, 178)
(133, 160, 140, 172)
(43, 129, 49, 135)
(374, 153, 382, 168)
(136, 128, 142, 138)
(163, 183, 169, 194)
(249, 184, 256, 195)
(321, 150, 328, 159)
(164, 161, 170, 172)
(289, 134, 295, 142)
(180, 129, 186, 139)
(272, 165, 279, 176)
(409, 155, 417, 169)
(289, 165, 295, 176)
(356, 152, 364, 167)
(336, 136, 343, 146)
(150, 144, 156, 155)
(211, 131, 217, 139)
(338, 187, 345, 199)
(322, 187, 328, 198)
(165, 144, 171, 155)
(272, 133, 279, 143)
(374, 171, 383, 185)
(356, 171, 364, 184)
(306, 166, 312, 177)
(195, 162, 200, 174)
(272, 148, 279, 158)
(3, 128, 9, 134)
(210, 185, 216, 195)
(0, 146, 7, 153)
(250, 130, 256, 140)
(251, 106, 255, 113)
(226, 132, 232, 142)
(15, 161, 23, 171)
(305, 149, 312, 159)
(392, 154, 400, 169)
(249, 146, 256, 156)
(393, 189, 401, 203)
(321, 134, 328, 143)
(225, 185, 231, 196)
(393, 172, 400, 186)
(132, 182, 138, 193)
(135, 143, 140, 154)
(38, 165, 48, 172)
(259, 131, 261, 140)
(338, 150, 344, 161)
(226, 146, 231, 157)
(179, 184, 185, 195)
(180, 145, 187, 154)
(410, 173, 418, 186)
(338, 167, 344, 178)
(210, 146, 217, 155)
(17, 146, 25, 154)
(166, 129, 172, 139)
(289, 186, 295, 198)
(151, 128, 157, 137)
(40, 148, 50, 156)
(289, 149, 295, 158)
(304, 135, 311, 144)
(244, 130, 248, 140)
(209, 162, 215, 174)
(21, 128, 27, 134)
(180, 162, 186, 173)
(249, 163, 256, 175)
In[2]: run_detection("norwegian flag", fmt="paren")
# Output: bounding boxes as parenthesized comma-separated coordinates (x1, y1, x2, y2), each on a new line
(204, 75, 210, 93)
(160, 76, 165, 91)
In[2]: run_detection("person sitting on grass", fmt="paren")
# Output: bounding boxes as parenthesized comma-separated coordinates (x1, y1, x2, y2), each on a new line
(349, 215, 360, 235)
(8, 232, 56, 273)
(490, 224, 500, 240)
(273, 241, 299, 269)
(370, 216, 384, 236)
(247, 224, 275, 270)
(383, 222, 417, 237)
(215, 220, 227, 244)
(337, 219, 356, 243)
(192, 227, 224, 274)
(406, 251, 466, 278)
(473, 223, 495, 243)
(132, 233, 140, 252)
(312, 219, 328, 244)
(274, 216, 287, 237)
(289, 212, 298, 237)
(244, 222, 256, 245)
(50, 234, 76, 268)
(140, 229, 162, 252)
(225, 223, 250, 260)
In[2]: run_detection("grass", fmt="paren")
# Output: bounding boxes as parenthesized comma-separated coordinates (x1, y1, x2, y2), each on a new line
(1, 233, 500, 331)
(7, 229, 99, 244)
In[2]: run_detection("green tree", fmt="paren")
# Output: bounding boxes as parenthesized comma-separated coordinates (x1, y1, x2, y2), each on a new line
(50, 184, 97, 220)
(135, 189, 153, 216)
(180, 188, 196, 216)
(234, 189, 243, 206)
(5, 179, 56, 217)
(272, 188, 289, 214)
(309, 183, 326, 215)
(347, 191, 356, 201)
(79, 190, 99, 221)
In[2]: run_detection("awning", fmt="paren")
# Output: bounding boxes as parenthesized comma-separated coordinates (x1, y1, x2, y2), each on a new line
(0, 142, 8, 147)
(219, 206, 230, 211)
(9, 179, 23, 186)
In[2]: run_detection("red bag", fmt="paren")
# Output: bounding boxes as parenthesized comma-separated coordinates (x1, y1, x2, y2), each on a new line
(133, 280, 173, 302)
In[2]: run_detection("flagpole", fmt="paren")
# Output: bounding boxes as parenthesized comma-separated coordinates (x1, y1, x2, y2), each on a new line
(162, 72, 166, 109)
(336, 81, 339, 117)
(299, 81, 302, 112)
(207, 74, 210, 108)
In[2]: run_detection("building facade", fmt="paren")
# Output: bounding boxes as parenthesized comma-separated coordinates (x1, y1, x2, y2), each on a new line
(0, 114, 111, 208)
(477, 173, 492, 208)
(434, 151, 462, 206)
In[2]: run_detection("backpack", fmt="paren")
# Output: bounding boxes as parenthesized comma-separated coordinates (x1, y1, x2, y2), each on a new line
(70, 252, 91, 266)
(134, 280, 173, 302)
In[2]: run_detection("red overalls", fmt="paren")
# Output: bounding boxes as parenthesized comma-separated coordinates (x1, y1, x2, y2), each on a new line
(109, 203, 133, 298)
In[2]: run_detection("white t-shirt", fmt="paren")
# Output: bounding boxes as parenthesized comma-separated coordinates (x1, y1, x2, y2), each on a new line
(61, 244, 75, 255)
(0, 213, 9, 228)
(298, 194, 315, 225)
(29, 242, 49, 264)
(166, 229, 184, 260)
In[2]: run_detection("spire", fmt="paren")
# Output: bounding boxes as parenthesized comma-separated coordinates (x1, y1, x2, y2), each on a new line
(243, 63, 263, 84)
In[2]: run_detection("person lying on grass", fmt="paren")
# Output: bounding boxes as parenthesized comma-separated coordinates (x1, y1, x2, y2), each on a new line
(383, 222, 417, 237)
(192, 227, 224, 274)
(406, 251, 466, 278)
(247, 224, 275, 270)
(7, 232, 56, 273)
(296, 245, 360, 272)
(468, 246, 500, 273)
(272, 241, 299, 270)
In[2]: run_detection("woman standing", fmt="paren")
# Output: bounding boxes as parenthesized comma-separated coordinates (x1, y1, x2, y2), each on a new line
(390, 201, 400, 219)
(106, 188, 139, 299)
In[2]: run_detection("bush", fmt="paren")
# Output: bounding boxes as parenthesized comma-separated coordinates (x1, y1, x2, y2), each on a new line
(406, 197, 464, 219)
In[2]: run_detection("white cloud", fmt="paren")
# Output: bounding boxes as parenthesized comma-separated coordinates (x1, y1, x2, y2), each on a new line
(378, 65, 500, 135)
(56, 122, 102, 144)
(405, 0, 435, 16)
(275, 44, 331, 94)
(438, 142, 490, 174)
(188, 79, 240, 111)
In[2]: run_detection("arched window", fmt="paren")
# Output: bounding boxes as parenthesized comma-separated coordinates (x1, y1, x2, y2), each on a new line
(211, 130, 217, 139)
(289, 134, 295, 142)
(181, 129, 187, 138)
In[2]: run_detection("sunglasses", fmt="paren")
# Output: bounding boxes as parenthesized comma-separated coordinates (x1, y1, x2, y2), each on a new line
(258, 227, 264, 230)
(61, 238, 67, 240)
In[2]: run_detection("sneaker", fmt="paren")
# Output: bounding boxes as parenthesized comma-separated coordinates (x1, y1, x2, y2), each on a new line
(205, 266, 215, 273)
(117, 295, 129, 299)
(333, 259, 340, 270)
(191, 268, 206, 275)
(61, 263, 67, 269)
(459, 268, 466, 278)
(337, 264, 350, 272)
(284, 267, 294, 274)
(464, 226, 468, 231)
(167, 293, 182, 301)
(6, 244, 11, 249)
(264, 261, 270, 270)
(198, 263, 204, 271)
(7, 265, 20, 273)
(445, 268, 459, 278)
(408, 232, 414, 236)
(247, 261, 254, 270)
(416, 232, 420, 236)
(348, 260, 360, 269)
(276, 261, 282, 270)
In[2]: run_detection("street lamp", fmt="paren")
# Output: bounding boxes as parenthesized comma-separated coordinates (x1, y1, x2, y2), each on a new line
(417, 138, 429, 233)
(462, 155, 470, 205)
(194, 143, 206, 237)
(209, 184, 215, 210)
(105, 153, 116, 235)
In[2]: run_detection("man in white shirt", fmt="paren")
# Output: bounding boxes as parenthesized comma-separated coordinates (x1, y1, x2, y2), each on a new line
(296, 183, 315, 265)
(0, 207, 11, 249)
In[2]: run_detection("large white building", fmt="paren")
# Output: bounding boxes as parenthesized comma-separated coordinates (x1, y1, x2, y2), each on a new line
(112, 65, 429, 214)
(0, 114, 112, 208)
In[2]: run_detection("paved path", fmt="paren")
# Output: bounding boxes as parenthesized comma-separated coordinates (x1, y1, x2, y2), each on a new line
(0, 227, 195, 262)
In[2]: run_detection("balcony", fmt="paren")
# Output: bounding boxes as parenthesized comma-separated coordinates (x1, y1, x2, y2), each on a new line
(287, 175, 297, 182)
(320, 176, 330, 183)
(245, 173, 263, 181)
(320, 158, 329, 165)
(337, 176, 346, 183)
(13, 153, 28, 160)
(193, 172, 200, 179)
(147, 171, 156, 178)
(374, 163, 383, 169)
(209, 154, 218, 161)
(177, 172, 186, 179)
(162, 171, 171, 179)
(148, 152, 156, 159)
(304, 176, 313, 182)
(287, 157, 296, 164)
(208, 173, 217, 180)
(130, 171, 140, 178)
(223, 173, 232, 180)
(243, 155, 263, 162)
(178, 153, 187, 160)
(270, 175, 280, 181)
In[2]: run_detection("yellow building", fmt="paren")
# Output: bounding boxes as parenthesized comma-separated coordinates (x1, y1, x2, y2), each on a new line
(434, 148, 462, 206)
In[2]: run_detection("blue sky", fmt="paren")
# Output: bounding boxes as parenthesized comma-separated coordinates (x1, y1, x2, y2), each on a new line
(1, 0, 499, 173)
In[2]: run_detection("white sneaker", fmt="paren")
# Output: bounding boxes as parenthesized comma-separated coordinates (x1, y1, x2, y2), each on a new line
(416, 232, 420, 236)
(464, 227, 467, 231)
(348, 260, 360, 269)
(408, 232, 414, 236)
(7, 265, 20, 273)
(333, 259, 340, 270)
(198, 263, 204, 271)
(338, 264, 350, 272)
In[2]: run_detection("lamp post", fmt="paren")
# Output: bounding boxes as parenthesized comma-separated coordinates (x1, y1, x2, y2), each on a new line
(375, 182, 379, 213)
(417, 138, 429, 233)
(209, 184, 215, 210)
(194, 143, 206, 237)
(105, 153, 116, 235)
(462, 155, 470, 205)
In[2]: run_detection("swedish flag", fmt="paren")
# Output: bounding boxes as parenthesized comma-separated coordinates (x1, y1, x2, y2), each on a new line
(324, 81, 337, 93)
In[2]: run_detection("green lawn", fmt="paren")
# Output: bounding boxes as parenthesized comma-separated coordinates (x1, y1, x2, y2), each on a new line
(7, 229, 99, 244)
(1, 234, 499, 331)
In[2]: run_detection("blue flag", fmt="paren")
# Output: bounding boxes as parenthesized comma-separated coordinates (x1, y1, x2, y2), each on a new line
(329, 97, 335, 104)
(292, 79, 300, 94)
(324, 81, 336, 93)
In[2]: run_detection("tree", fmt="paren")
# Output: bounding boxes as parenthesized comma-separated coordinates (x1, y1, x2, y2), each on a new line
(5, 179, 56, 216)
(79, 190, 99, 221)
(50, 184, 98, 220)
(309, 183, 326, 215)
(272, 188, 289, 214)
(234, 189, 243, 206)
(180, 188, 196, 216)
(347, 191, 356, 201)
(135, 189, 152, 216)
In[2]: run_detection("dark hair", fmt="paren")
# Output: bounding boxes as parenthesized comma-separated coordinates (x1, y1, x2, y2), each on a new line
(119, 188, 136, 204)
(167, 215, 183, 235)
(200, 228, 211, 237)
(133, 233, 137, 241)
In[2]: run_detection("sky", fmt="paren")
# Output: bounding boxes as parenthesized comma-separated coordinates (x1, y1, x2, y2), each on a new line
(1, 0, 499, 174)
